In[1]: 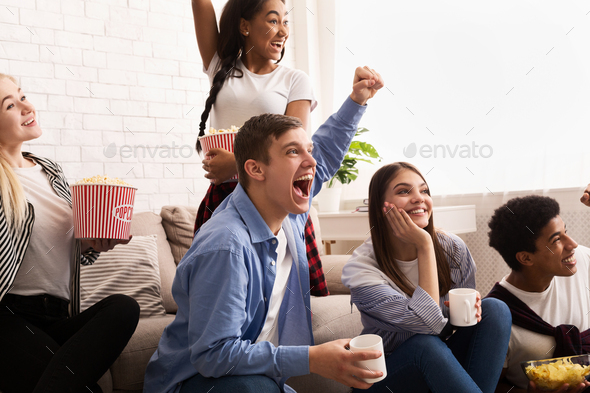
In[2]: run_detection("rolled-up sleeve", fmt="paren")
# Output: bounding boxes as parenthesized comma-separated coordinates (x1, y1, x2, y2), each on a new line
(351, 284, 448, 335)
(311, 97, 366, 198)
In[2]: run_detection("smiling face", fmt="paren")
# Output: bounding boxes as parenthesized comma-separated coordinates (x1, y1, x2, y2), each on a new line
(241, 0, 288, 62)
(526, 216, 579, 277)
(0, 77, 42, 150)
(383, 169, 433, 229)
(256, 127, 315, 216)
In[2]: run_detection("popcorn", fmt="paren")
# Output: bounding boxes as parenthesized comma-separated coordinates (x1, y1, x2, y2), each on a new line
(207, 125, 240, 135)
(75, 175, 132, 187)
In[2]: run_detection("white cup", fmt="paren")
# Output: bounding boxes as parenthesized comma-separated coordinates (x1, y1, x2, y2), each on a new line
(349, 334, 387, 383)
(448, 288, 477, 327)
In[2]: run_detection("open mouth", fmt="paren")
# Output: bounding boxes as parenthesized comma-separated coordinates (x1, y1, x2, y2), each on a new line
(407, 208, 427, 215)
(293, 174, 313, 198)
(271, 41, 283, 50)
(22, 118, 35, 126)
(562, 254, 576, 265)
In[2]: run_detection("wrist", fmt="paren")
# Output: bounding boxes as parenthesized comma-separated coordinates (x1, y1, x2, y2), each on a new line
(349, 93, 367, 106)
(80, 240, 90, 253)
(416, 237, 434, 252)
(308, 345, 317, 374)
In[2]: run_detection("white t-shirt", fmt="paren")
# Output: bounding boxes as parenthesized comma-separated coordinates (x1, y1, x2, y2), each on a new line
(204, 52, 317, 130)
(11, 163, 75, 301)
(500, 246, 590, 389)
(396, 257, 419, 290)
(256, 227, 293, 347)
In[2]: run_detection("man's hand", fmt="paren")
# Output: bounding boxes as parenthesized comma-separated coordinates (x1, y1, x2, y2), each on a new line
(580, 183, 590, 207)
(202, 148, 237, 185)
(81, 236, 132, 253)
(528, 380, 590, 392)
(309, 339, 382, 389)
(350, 66, 384, 106)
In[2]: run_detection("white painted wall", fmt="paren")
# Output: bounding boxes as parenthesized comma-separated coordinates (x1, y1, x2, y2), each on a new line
(1, 0, 296, 212)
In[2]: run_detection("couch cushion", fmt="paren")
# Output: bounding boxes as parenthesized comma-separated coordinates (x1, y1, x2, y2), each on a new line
(160, 205, 198, 265)
(110, 314, 176, 391)
(321, 255, 351, 295)
(80, 235, 166, 318)
(287, 294, 362, 393)
(309, 294, 363, 344)
(130, 212, 177, 313)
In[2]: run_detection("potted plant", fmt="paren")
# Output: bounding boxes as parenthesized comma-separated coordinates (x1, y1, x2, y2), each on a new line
(317, 127, 382, 212)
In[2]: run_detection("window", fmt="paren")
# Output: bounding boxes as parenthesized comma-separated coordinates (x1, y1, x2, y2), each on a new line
(332, 1, 590, 197)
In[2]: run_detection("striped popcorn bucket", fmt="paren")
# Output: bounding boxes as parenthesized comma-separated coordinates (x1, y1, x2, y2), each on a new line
(71, 184, 137, 239)
(199, 133, 238, 180)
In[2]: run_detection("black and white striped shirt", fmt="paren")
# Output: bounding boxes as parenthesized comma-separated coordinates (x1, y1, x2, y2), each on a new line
(0, 152, 99, 315)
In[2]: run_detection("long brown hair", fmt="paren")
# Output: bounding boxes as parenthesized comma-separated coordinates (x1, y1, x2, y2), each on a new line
(196, 0, 286, 153)
(368, 162, 453, 297)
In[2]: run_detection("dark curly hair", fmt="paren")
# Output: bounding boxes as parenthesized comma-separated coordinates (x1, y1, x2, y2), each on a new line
(488, 195, 560, 271)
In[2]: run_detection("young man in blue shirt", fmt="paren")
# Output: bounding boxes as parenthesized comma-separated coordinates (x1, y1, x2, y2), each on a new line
(144, 66, 385, 393)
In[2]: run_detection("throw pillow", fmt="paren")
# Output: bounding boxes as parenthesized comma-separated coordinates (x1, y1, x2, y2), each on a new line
(80, 234, 166, 318)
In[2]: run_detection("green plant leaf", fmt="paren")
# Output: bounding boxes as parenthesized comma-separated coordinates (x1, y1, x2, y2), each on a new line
(329, 126, 381, 186)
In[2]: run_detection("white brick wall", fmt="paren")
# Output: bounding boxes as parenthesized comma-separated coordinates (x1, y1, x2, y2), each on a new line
(1, 0, 297, 213)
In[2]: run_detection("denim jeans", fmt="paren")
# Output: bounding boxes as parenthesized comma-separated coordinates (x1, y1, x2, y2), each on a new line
(180, 373, 281, 393)
(354, 298, 511, 393)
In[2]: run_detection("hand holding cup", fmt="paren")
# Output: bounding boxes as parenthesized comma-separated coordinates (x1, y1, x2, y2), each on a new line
(444, 289, 481, 327)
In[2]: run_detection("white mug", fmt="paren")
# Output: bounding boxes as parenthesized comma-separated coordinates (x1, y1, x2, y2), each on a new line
(448, 288, 477, 327)
(349, 334, 387, 383)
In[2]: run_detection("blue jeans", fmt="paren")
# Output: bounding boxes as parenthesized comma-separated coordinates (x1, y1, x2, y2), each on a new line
(180, 373, 281, 393)
(354, 298, 511, 393)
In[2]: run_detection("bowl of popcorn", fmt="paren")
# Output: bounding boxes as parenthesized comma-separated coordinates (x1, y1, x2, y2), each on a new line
(70, 175, 137, 240)
(521, 355, 590, 390)
(199, 126, 240, 180)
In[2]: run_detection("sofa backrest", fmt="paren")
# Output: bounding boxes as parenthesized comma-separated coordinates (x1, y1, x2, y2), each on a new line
(160, 205, 198, 265)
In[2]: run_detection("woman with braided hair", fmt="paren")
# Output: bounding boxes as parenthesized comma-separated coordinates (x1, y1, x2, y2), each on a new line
(191, 0, 329, 296)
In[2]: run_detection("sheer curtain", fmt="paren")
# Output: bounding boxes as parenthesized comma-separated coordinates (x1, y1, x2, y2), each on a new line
(328, 0, 590, 199)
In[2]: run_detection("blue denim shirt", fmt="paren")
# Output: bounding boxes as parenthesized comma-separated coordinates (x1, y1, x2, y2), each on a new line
(144, 97, 367, 393)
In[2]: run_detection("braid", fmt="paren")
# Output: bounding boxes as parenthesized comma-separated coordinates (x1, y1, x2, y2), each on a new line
(196, 58, 243, 153)
(195, 0, 287, 154)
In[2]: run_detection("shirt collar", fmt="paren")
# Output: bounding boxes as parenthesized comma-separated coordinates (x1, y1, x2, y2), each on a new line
(22, 152, 60, 177)
(231, 183, 277, 244)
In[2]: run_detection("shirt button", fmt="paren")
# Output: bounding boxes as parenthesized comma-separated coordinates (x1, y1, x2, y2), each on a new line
(264, 297, 267, 302)
(272, 239, 277, 244)
(271, 260, 275, 266)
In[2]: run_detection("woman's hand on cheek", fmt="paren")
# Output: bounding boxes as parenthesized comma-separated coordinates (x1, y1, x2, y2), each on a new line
(383, 201, 432, 248)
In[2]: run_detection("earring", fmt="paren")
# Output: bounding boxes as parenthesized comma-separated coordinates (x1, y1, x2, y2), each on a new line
(245, 31, 249, 36)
